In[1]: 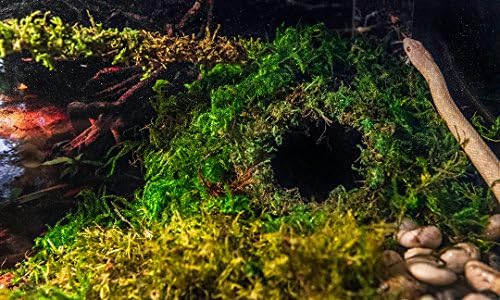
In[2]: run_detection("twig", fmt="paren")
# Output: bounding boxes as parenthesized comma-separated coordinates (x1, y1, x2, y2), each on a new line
(178, 0, 203, 29)
(71, 66, 165, 118)
(202, 0, 215, 36)
(87, 66, 140, 82)
(16, 184, 68, 204)
(91, 73, 142, 98)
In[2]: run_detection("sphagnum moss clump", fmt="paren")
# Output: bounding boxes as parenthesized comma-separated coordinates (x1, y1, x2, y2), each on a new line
(141, 25, 493, 231)
(10, 212, 388, 299)
(0, 11, 246, 71)
(0, 13, 495, 299)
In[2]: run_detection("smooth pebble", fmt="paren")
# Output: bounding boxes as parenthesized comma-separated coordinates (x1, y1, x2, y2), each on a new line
(464, 260, 500, 295)
(396, 217, 418, 241)
(406, 256, 457, 286)
(462, 293, 494, 300)
(380, 274, 427, 299)
(435, 283, 472, 300)
(439, 242, 480, 273)
(404, 247, 434, 260)
(487, 252, 500, 272)
(398, 226, 442, 249)
(485, 214, 500, 242)
(418, 295, 436, 300)
(381, 250, 407, 277)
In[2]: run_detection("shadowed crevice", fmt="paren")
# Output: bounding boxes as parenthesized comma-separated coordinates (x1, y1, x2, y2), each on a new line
(271, 121, 363, 202)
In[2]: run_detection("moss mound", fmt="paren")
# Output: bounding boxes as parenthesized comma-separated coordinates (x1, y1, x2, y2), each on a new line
(141, 25, 492, 232)
(0, 21, 495, 299)
(11, 211, 387, 299)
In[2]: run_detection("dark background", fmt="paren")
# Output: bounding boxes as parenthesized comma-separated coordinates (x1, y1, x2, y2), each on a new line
(1, 0, 497, 121)
(414, 0, 499, 122)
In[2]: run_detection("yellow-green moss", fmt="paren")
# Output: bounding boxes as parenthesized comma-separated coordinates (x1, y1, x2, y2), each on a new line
(0, 11, 246, 70)
(12, 211, 388, 299)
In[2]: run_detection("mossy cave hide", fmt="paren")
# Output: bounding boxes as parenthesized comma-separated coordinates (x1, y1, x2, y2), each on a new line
(143, 25, 493, 236)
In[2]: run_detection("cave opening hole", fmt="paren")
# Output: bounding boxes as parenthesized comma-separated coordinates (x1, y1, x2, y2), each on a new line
(271, 121, 363, 202)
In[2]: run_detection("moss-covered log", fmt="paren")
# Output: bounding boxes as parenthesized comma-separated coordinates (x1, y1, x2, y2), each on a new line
(0, 11, 246, 151)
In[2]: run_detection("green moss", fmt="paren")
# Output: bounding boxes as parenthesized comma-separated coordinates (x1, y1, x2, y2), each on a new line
(142, 25, 493, 235)
(472, 114, 500, 142)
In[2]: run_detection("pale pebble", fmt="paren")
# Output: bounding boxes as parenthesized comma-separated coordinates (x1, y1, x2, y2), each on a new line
(487, 252, 500, 272)
(406, 256, 457, 286)
(404, 247, 434, 260)
(464, 260, 500, 295)
(396, 217, 418, 241)
(485, 214, 500, 242)
(462, 293, 494, 300)
(398, 226, 442, 249)
(379, 274, 427, 299)
(381, 250, 407, 277)
(439, 242, 480, 273)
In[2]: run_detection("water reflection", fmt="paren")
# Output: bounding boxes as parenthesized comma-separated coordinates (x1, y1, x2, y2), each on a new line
(0, 137, 23, 201)
(0, 58, 7, 96)
(0, 61, 24, 201)
(0, 58, 70, 205)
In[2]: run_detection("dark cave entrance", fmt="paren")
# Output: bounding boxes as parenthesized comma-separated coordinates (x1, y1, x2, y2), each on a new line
(271, 121, 363, 202)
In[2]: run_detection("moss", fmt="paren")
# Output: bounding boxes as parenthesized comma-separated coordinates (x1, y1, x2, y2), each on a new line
(0, 16, 495, 298)
(0, 11, 245, 71)
(11, 210, 388, 299)
(142, 25, 493, 234)
(472, 114, 500, 142)
(0, 290, 12, 300)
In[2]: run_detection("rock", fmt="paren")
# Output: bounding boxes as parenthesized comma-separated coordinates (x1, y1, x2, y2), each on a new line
(464, 260, 500, 295)
(398, 226, 442, 249)
(462, 293, 494, 300)
(396, 217, 419, 241)
(487, 252, 500, 272)
(435, 282, 472, 300)
(406, 255, 457, 286)
(435, 289, 458, 300)
(439, 242, 481, 273)
(381, 250, 407, 277)
(485, 214, 500, 242)
(379, 274, 427, 299)
(404, 247, 434, 260)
